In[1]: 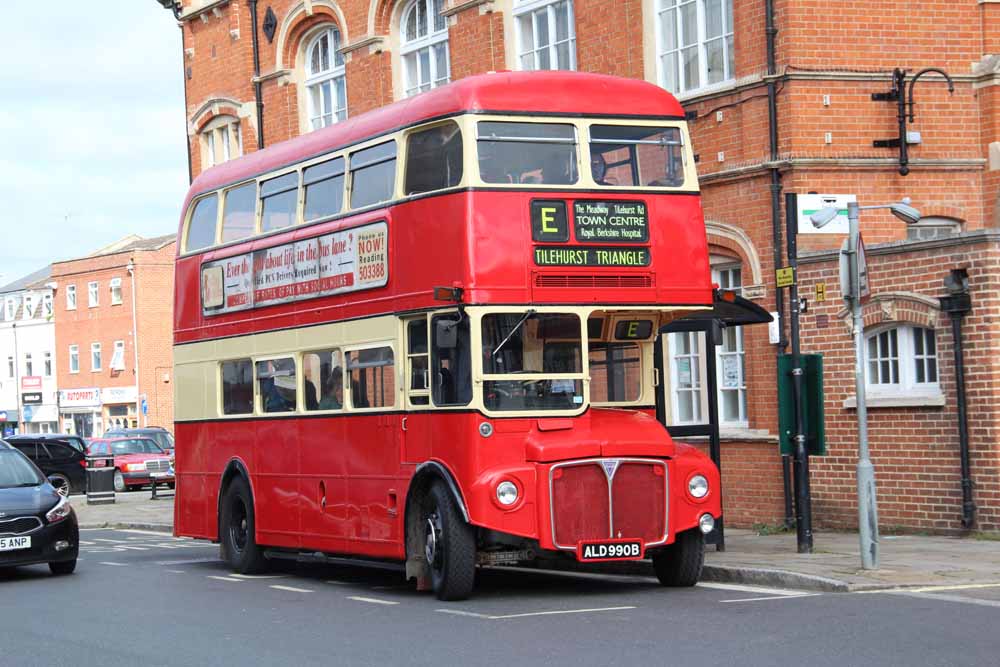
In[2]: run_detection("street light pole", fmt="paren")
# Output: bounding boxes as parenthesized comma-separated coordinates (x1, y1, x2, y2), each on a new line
(811, 198, 920, 570)
(846, 202, 879, 569)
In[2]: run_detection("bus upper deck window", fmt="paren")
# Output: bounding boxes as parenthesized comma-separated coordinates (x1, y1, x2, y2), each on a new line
(260, 172, 300, 233)
(477, 121, 577, 186)
(185, 194, 219, 252)
(350, 141, 397, 209)
(405, 122, 463, 195)
(221, 182, 257, 243)
(589, 125, 685, 188)
(304, 156, 345, 222)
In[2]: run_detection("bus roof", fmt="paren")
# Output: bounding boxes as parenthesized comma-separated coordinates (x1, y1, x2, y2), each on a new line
(185, 71, 686, 199)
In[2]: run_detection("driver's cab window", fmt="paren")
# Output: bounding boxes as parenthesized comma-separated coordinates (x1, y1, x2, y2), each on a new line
(481, 312, 584, 411)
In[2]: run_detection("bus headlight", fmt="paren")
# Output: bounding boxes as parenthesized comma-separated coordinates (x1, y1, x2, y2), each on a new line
(688, 474, 709, 499)
(496, 481, 518, 506)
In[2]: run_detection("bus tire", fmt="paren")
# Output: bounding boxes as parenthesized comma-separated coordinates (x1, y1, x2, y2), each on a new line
(422, 481, 476, 601)
(220, 476, 268, 574)
(652, 528, 704, 587)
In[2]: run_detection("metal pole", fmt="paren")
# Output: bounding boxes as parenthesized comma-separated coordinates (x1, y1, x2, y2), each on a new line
(12, 322, 21, 434)
(847, 202, 879, 569)
(128, 262, 142, 428)
(786, 193, 812, 552)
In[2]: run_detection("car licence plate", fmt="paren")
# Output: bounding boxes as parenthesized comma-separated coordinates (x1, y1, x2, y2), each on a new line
(0, 536, 31, 552)
(576, 538, 643, 562)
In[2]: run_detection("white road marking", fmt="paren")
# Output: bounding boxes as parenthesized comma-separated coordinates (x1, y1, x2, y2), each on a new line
(229, 574, 286, 580)
(99, 562, 128, 567)
(698, 582, 810, 597)
(93, 538, 128, 544)
(348, 596, 400, 606)
(116, 546, 149, 551)
(121, 530, 179, 537)
(79, 540, 96, 546)
(907, 583, 1000, 593)
(721, 593, 821, 603)
(167, 570, 186, 574)
(156, 558, 221, 565)
(270, 585, 314, 593)
(436, 606, 635, 620)
(325, 580, 348, 585)
(207, 575, 243, 582)
(890, 591, 1000, 609)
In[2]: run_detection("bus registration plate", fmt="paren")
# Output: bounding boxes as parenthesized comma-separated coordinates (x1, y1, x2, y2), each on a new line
(576, 539, 643, 562)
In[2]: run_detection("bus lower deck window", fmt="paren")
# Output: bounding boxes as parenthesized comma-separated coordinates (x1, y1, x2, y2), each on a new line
(221, 359, 253, 415)
(256, 358, 297, 413)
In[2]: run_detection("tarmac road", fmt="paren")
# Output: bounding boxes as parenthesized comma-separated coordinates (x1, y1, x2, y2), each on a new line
(1, 528, 998, 667)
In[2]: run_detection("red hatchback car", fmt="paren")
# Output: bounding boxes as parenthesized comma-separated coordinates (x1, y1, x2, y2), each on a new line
(86, 437, 174, 492)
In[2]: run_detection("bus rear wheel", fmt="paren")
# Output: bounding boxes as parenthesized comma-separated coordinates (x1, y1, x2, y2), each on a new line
(422, 481, 476, 601)
(220, 477, 268, 574)
(652, 528, 705, 587)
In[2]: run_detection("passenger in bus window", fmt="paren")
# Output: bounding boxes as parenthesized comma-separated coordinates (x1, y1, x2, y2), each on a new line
(318, 367, 343, 410)
(591, 153, 611, 185)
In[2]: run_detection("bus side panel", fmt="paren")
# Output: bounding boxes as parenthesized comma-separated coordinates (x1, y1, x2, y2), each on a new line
(174, 421, 218, 540)
(253, 418, 302, 549)
(299, 416, 350, 555)
(344, 414, 406, 558)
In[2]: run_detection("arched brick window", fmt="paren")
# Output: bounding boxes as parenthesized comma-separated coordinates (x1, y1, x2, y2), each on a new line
(514, 0, 576, 71)
(305, 26, 348, 130)
(656, 0, 735, 94)
(201, 115, 242, 168)
(400, 0, 450, 97)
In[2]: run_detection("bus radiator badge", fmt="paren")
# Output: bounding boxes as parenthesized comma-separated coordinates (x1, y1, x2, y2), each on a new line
(601, 460, 620, 480)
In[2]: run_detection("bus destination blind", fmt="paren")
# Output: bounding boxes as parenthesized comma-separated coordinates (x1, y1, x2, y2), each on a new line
(200, 220, 388, 315)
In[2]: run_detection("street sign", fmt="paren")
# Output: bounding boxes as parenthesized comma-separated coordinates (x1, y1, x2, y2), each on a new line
(141, 398, 148, 416)
(23, 405, 33, 422)
(797, 193, 857, 234)
(775, 267, 795, 288)
(815, 282, 827, 302)
(22, 392, 42, 405)
(839, 234, 870, 301)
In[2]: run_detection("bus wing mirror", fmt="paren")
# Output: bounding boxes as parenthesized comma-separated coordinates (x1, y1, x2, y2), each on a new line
(436, 320, 458, 349)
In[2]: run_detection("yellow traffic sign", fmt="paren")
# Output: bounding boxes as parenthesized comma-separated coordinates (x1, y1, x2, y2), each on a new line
(815, 282, 827, 302)
(775, 267, 795, 288)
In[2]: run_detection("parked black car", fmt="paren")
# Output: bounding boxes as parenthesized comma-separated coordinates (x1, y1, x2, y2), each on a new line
(0, 440, 79, 575)
(4, 435, 87, 496)
(103, 427, 174, 456)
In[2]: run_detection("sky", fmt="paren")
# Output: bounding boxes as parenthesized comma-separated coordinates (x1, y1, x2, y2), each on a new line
(0, 2, 188, 286)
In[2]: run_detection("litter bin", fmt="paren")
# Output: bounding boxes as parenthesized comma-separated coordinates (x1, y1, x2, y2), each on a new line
(86, 454, 116, 505)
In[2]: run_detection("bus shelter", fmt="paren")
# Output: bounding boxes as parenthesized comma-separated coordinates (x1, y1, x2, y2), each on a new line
(655, 291, 773, 551)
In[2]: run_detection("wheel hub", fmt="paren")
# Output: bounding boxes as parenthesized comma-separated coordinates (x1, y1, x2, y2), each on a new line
(424, 513, 442, 567)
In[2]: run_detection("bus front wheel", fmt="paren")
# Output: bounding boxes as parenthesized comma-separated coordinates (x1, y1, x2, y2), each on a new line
(220, 477, 268, 574)
(652, 528, 705, 587)
(421, 481, 476, 601)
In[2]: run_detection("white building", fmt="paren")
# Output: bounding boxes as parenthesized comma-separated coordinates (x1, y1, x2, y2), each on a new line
(0, 267, 59, 435)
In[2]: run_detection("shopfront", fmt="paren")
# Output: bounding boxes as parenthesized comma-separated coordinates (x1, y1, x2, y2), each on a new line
(58, 387, 102, 437)
(102, 386, 137, 430)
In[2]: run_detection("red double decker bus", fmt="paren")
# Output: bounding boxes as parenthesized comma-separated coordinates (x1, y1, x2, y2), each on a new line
(173, 71, 720, 600)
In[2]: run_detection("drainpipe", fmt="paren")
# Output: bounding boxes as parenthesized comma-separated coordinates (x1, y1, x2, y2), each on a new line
(127, 260, 142, 428)
(939, 269, 975, 529)
(248, 0, 265, 150)
(765, 0, 794, 529)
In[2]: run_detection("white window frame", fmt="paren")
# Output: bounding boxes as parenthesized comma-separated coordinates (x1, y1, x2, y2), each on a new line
(69, 345, 79, 374)
(24, 353, 32, 377)
(202, 116, 242, 168)
(42, 294, 52, 317)
(4, 297, 15, 320)
(400, 0, 451, 97)
(865, 324, 940, 398)
(111, 340, 126, 371)
(713, 264, 747, 425)
(91, 342, 102, 372)
(304, 26, 348, 131)
(66, 284, 77, 310)
(22, 294, 35, 319)
(6, 356, 12, 377)
(44, 351, 52, 377)
(656, 0, 735, 95)
(110, 277, 123, 306)
(514, 0, 577, 72)
(88, 281, 99, 308)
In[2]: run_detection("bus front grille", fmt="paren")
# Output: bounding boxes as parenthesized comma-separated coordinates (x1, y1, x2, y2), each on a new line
(549, 459, 668, 550)
(534, 274, 653, 289)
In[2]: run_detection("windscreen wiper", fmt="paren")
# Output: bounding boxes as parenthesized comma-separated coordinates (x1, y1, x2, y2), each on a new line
(492, 309, 536, 358)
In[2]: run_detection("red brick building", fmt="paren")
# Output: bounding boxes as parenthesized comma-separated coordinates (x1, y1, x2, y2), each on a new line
(156, 0, 1000, 533)
(52, 236, 176, 437)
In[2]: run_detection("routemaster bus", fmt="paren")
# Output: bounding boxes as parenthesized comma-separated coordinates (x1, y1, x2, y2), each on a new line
(173, 70, 721, 600)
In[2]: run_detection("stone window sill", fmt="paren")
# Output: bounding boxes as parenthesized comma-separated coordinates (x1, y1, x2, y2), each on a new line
(842, 392, 946, 409)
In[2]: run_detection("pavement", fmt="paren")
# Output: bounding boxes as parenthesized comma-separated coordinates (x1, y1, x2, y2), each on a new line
(70, 490, 1000, 593)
